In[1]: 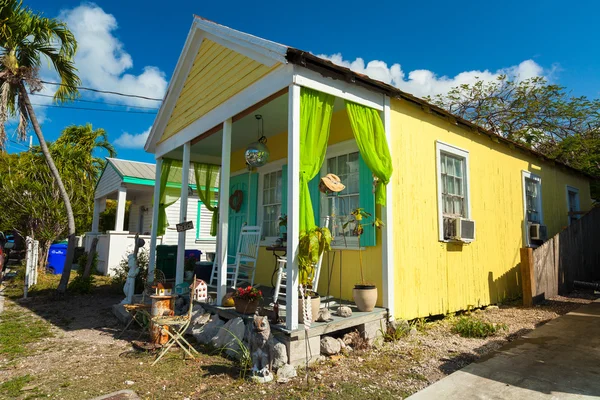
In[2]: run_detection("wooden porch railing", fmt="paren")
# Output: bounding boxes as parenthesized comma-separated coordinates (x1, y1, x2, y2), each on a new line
(520, 206, 600, 306)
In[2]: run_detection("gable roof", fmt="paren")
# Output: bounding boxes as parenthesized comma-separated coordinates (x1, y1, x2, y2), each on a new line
(146, 16, 595, 180)
(97, 158, 198, 189)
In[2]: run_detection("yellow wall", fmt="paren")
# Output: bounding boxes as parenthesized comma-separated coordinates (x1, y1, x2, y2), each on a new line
(161, 39, 280, 142)
(229, 110, 384, 305)
(389, 98, 593, 319)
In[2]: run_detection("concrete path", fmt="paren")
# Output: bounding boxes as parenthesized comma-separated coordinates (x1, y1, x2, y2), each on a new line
(409, 299, 600, 399)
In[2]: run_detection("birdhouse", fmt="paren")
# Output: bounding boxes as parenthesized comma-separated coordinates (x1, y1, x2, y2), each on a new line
(193, 279, 208, 302)
(154, 282, 172, 296)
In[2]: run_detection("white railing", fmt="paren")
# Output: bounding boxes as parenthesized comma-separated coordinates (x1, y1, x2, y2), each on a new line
(24, 237, 39, 298)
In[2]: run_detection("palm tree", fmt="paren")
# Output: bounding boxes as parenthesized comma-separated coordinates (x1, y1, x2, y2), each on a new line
(0, 0, 81, 294)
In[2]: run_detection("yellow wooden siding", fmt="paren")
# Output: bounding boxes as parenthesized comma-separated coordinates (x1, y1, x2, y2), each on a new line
(160, 39, 280, 142)
(389, 98, 593, 320)
(229, 110, 384, 305)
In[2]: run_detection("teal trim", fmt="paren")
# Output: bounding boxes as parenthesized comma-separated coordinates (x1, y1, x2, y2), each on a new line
(248, 172, 259, 226)
(308, 174, 321, 227)
(281, 164, 288, 216)
(358, 153, 376, 247)
(122, 176, 218, 192)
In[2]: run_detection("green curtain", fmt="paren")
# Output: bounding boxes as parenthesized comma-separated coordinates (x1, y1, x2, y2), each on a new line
(194, 163, 220, 236)
(157, 159, 183, 236)
(299, 88, 335, 232)
(345, 101, 393, 206)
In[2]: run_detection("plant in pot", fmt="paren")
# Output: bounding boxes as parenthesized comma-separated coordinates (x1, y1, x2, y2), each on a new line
(233, 286, 263, 314)
(278, 214, 288, 243)
(297, 226, 332, 324)
(343, 207, 384, 312)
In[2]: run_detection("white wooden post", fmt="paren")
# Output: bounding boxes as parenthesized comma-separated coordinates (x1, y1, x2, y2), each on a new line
(147, 157, 163, 284)
(115, 186, 127, 231)
(175, 142, 191, 285)
(286, 84, 300, 330)
(381, 95, 395, 319)
(216, 118, 232, 305)
(91, 199, 101, 233)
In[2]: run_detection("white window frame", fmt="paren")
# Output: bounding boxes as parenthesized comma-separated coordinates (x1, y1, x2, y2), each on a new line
(522, 170, 543, 247)
(196, 199, 218, 241)
(566, 185, 580, 226)
(436, 141, 471, 242)
(320, 140, 362, 249)
(257, 158, 287, 246)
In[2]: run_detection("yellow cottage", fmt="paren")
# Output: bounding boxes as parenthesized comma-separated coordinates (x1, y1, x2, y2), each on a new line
(143, 16, 593, 337)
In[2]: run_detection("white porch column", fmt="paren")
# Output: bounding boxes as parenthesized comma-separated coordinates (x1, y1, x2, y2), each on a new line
(115, 186, 127, 231)
(147, 157, 163, 284)
(286, 84, 300, 330)
(381, 95, 395, 319)
(91, 199, 101, 233)
(175, 142, 191, 285)
(216, 118, 232, 305)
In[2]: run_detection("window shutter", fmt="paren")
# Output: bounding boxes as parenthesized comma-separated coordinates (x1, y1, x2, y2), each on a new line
(309, 174, 321, 227)
(196, 201, 201, 240)
(358, 153, 376, 247)
(281, 164, 288, 216)
(248, 172, 259, 226)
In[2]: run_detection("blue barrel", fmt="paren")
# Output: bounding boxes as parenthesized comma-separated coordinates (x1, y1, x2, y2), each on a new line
(184, 249, 202, 261)
(48, 243, 68, 274)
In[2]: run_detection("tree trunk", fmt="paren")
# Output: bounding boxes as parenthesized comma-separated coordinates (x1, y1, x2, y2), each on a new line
(37, 239, 51, 272)
(19, 82, 76, 294)
(83, 237, 98, 279)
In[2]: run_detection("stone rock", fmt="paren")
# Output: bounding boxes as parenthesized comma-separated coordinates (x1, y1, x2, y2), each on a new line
(409, 327, 418, 336)
(486, 305, 499, 311)
(389, 319, 410, 335)
(276, 364, 297, 383)
(250, 370, 273, 384)
(272, 342, 288, 370)
(336, 306, 352, 318)
(316, 308, 331, 322)
(337, 338, 346, 350)
(187, 304, 209, 335)
(124, 380, 135, 386)
(320, 336, 341, 355)
(194, 314, 224, 344)
(212, 317, 246, 357)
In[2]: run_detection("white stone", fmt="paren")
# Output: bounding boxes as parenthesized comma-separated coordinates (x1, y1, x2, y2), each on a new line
(336, 306, 352, 317)
(337, 338, 346, 350)
(320, 336, 341, 355)
(212, 317, 246, 358)
(277, 364, 297, 382)
(272, 342, 288, 370)
(194, 314, 224, 344)
(316, 308, 331, 322)
(124, 380, 134, 386)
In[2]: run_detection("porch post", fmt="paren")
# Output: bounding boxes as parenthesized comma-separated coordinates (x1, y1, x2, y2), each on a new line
(91, 199, 101, 233)
(175, 142, 191, 285)
(216, 118, 232, 305)
(286, 84, 300, 330)
(147, 157, 163, 284)
(381, 95, 395, 319)
(115, 186, 127, 231)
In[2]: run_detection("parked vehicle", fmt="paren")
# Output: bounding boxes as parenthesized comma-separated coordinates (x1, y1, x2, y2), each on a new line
(0, 232, 6, 280)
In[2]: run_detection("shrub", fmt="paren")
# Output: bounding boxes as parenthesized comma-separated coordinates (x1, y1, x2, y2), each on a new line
(112, 248, 149, 293)
(76, 251, 98, 276)
(452, 316, 507, 338)
(68, 274, 95, 294)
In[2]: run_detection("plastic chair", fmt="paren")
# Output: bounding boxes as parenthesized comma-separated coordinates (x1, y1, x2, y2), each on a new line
(210, 225, 262, 288)
(152, 276, 199, 365)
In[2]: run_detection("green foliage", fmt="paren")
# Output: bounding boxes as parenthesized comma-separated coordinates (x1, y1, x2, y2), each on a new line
(452, 316, 507, 338)
(0, 308, 53, 358)
(343, 208, 384, 285)
(298, 226, 332, 288)
(77, 251, 98, 276)
(67, 274, 95, 294)
(0, 375, 33, 398)
(112, 248, 150, 293)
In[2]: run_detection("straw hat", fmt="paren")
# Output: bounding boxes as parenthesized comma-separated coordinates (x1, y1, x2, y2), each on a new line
(319, 173, 345, 193)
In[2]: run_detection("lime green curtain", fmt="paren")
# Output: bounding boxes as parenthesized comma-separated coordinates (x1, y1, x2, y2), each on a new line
(194, 163, 220, 236)
(299, 88, 335, 232)
(345, 101, 393, 206)
(157, 159, 183, 236)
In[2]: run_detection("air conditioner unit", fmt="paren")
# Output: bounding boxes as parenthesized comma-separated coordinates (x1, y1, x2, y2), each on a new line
(529, 223, 547, 241)
(450, 218, 476, 242)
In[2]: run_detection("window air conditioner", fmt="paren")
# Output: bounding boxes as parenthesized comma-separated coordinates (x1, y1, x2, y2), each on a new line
(529, 223, 547, 241)
(450, 218, 476, 242)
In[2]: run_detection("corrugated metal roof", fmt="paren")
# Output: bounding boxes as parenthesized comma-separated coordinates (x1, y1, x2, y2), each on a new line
(106, 158, 198, 185)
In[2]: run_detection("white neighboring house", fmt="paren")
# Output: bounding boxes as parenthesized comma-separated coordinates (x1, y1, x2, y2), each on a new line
(85, 158, 216, 276)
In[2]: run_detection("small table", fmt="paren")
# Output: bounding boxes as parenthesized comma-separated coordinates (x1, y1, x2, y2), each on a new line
(149, 294, 175, 345)
(266, 245, 287, 288)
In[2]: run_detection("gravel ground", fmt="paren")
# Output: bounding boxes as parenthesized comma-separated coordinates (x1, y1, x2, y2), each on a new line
(0, 284, 596, 400)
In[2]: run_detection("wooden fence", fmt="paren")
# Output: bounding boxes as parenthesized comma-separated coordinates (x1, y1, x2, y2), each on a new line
(520, 206, 600, 305)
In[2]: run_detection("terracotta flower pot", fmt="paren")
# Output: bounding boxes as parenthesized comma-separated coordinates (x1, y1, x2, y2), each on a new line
(234, 297, 259, 314)
(353, 285, 378, 312)
(298, 293, 321, 324)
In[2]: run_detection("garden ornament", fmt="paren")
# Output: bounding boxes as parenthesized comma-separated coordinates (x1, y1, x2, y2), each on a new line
(249, 315, 275, 382)
(319, 173, 345, 194)
(245, 114, 270, 168)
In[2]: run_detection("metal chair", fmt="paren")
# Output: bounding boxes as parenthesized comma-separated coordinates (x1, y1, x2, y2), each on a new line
(210, 225, 262, 288)
(152, 276, 199, 365)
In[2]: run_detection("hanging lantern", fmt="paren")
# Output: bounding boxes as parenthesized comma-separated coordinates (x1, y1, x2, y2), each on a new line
(245, 114, 270, 168)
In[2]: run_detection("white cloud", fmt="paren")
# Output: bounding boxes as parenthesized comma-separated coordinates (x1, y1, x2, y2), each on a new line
(114, 127, 151, 149)
(58, 4, 167, 107)
(318, 53, 550, 99)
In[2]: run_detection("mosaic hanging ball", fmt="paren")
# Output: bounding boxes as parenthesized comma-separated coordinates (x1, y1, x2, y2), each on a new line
(244, 138, 270, 168)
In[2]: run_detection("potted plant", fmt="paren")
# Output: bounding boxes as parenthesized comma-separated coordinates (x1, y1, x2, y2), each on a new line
(344, 208, 384, 312)
(278, 214, 288, 242)
(297, 226, 332, 323)
(233, 286, 263, 314)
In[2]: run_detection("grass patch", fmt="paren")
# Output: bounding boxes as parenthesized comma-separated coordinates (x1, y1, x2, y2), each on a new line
(0, 308, 53, 358)
(0, 375, 33, 398)
(452, 316, 507, 338)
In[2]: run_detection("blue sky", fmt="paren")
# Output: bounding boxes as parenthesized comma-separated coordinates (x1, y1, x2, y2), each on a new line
(10, 0, 600, 163)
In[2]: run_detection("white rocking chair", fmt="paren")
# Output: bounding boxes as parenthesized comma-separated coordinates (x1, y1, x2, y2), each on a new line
(272, 249, 325, 304)
(210, 225, 262, 288)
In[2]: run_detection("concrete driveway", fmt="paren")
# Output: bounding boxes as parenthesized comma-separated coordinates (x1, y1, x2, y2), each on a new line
(408, 299, 600, 399)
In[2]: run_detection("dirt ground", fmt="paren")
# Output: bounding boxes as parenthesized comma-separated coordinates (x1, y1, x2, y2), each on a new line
(0, 279, 597, 400)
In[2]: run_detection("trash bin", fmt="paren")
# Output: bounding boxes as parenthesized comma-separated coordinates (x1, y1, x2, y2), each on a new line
(194, 261, 213, 283)
(48, 243, 68, 274)
(184, 249, 202, 261)
(156, 245, 177, 280)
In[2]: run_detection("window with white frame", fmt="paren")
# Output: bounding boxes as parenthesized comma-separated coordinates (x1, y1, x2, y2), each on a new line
(436, 141, 470, 241)
(321, 144, 361, 247)
(261, 170, 282, 239)
(522, 171, 543, 245)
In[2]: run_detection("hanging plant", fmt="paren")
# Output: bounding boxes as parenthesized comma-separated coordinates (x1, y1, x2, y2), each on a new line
(297, 227, 332, 294)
